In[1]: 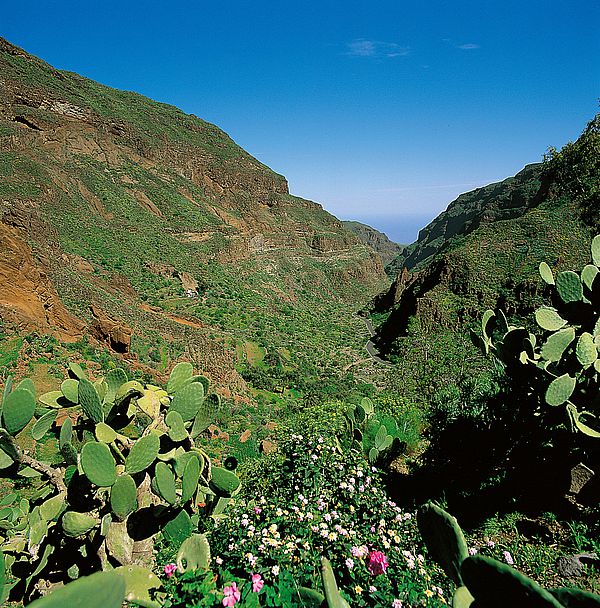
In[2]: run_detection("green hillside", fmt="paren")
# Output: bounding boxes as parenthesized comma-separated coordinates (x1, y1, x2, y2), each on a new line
(0, 38, 599, 608)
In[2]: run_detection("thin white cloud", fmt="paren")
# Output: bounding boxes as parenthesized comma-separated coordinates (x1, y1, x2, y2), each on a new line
(346, 39, 410, 59)
(457, 43, 480, 50)
(374, 181, 495, 193)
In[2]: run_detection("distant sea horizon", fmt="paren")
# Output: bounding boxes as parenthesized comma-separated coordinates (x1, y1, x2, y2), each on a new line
(341, 213, 436, 246)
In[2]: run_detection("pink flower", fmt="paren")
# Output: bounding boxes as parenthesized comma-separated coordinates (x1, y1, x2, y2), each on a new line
(253, 507, 262, 514)
(503, 551, 514, 565)
(222, 582, 241, 606)
(163, 563, 177, 578)
(251, 573, 264, 593)
(367, 550, 389, 576)
(351, 545, 368, 558)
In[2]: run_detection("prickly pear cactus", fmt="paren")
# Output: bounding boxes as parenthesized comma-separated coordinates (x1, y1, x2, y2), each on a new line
(417, 503, 468, 586)
(479, 234, 600, 440)
(461, 555, 564, 608)
(0, 361, 236, 604)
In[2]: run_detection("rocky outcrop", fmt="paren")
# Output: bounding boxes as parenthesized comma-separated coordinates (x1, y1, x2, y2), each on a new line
(388, 163, 544, 274)
(343, 221, 403, 267)
(0, 223, 84, 342)
(89, 305, 132, 354)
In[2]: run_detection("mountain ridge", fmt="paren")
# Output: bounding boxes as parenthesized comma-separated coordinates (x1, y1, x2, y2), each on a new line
(342, 220, 403, 267)
(0, 37, 387, 391)
(372, 115, 599, 355)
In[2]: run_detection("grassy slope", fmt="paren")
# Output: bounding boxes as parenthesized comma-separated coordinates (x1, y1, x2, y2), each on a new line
(0, 38, 387, 393)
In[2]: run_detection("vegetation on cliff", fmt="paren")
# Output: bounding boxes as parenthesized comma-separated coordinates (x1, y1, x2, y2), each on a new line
(0, 38, 599, 607)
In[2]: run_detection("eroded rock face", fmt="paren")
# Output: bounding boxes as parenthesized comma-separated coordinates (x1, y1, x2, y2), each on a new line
(0, 223, 84, 341)
(89, 305, 132, 353)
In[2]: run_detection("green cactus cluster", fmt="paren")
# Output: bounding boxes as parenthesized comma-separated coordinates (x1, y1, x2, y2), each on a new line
(417, 503, 600, 607)
(0, 361, 238, 604)
(476, 235, 600, 441)
(344, 398, 405, 467)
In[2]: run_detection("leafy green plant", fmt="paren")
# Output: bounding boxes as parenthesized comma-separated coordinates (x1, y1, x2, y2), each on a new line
(0, 362, 239, 604)
(170, 423, 450, 607)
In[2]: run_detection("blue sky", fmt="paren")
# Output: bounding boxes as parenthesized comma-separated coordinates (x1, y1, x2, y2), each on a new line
(3, 1, 599, 243)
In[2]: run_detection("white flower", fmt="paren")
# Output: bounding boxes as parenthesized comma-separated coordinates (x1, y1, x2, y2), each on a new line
(272, 565, 280, 576)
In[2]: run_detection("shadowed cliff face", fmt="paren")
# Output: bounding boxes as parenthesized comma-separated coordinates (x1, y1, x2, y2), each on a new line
(0, 37, 387, 387)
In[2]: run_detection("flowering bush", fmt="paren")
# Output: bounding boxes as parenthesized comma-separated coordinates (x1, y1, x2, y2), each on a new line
(162, 422, 450, 606)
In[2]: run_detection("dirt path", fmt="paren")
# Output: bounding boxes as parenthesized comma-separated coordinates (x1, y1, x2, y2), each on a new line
(360, 316, 394, 367)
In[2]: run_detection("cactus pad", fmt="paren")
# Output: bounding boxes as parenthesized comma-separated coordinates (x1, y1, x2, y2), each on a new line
(176, 533, 211, 572)
(539, 262, 555, 285)
(26, 570, 125, 608)
(298, 588, 326, 607)
(136, 390, 161, 419)
(38, 391, 65, 408)
(2, 388, 36, 435)
(166, 411, 188, 442)
(181, 455, 200, 502)
(154, 461, 177, 504)
(110, 474, 137, 520)
(104, 369, 128, 403)
(210, 466, 241, 497)
(163, 508, 192, 544)
(592, 235, 600, 266)
(461, 555, 564, 607)
(167, 362, 194, 394)
(114, 381, 144, 405)
(114, 565, 161, 605)
(59, 417, 73, 449)
(81, 442, 117, 487)
(174, 451, 201, 477)
(62, 511, 98, 537)
(581, 264, 599, 291)
(417, 502, 468, 586)
(169, 382, 204, 422)
(31, 411, 57, 441)
(78, 378, 104, 423)
(60, 379, 79, 404)
(556, 270, 583, 303)
(541, 327, 575, 362)
(125, 433, 160, 474)
(549, 587, 600, 606)
(535, 307, 567, 332)
(360, 397, 374, 416)
(576, 332, 597, 367)
(95, 422, 118, 444)
(452, 586, 475, 608)
(68, 362, 86, 380)
(545, 373, 576, 406)
(321, 557, 350, 608)
(39, 493, 66, 522)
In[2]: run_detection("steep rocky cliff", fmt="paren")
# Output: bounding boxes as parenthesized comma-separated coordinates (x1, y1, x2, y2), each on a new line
(373, 117, 599, 355)
(0, 38, 387, 386)
(342, 221, 403, 268)
(386, 163, 545, 275)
